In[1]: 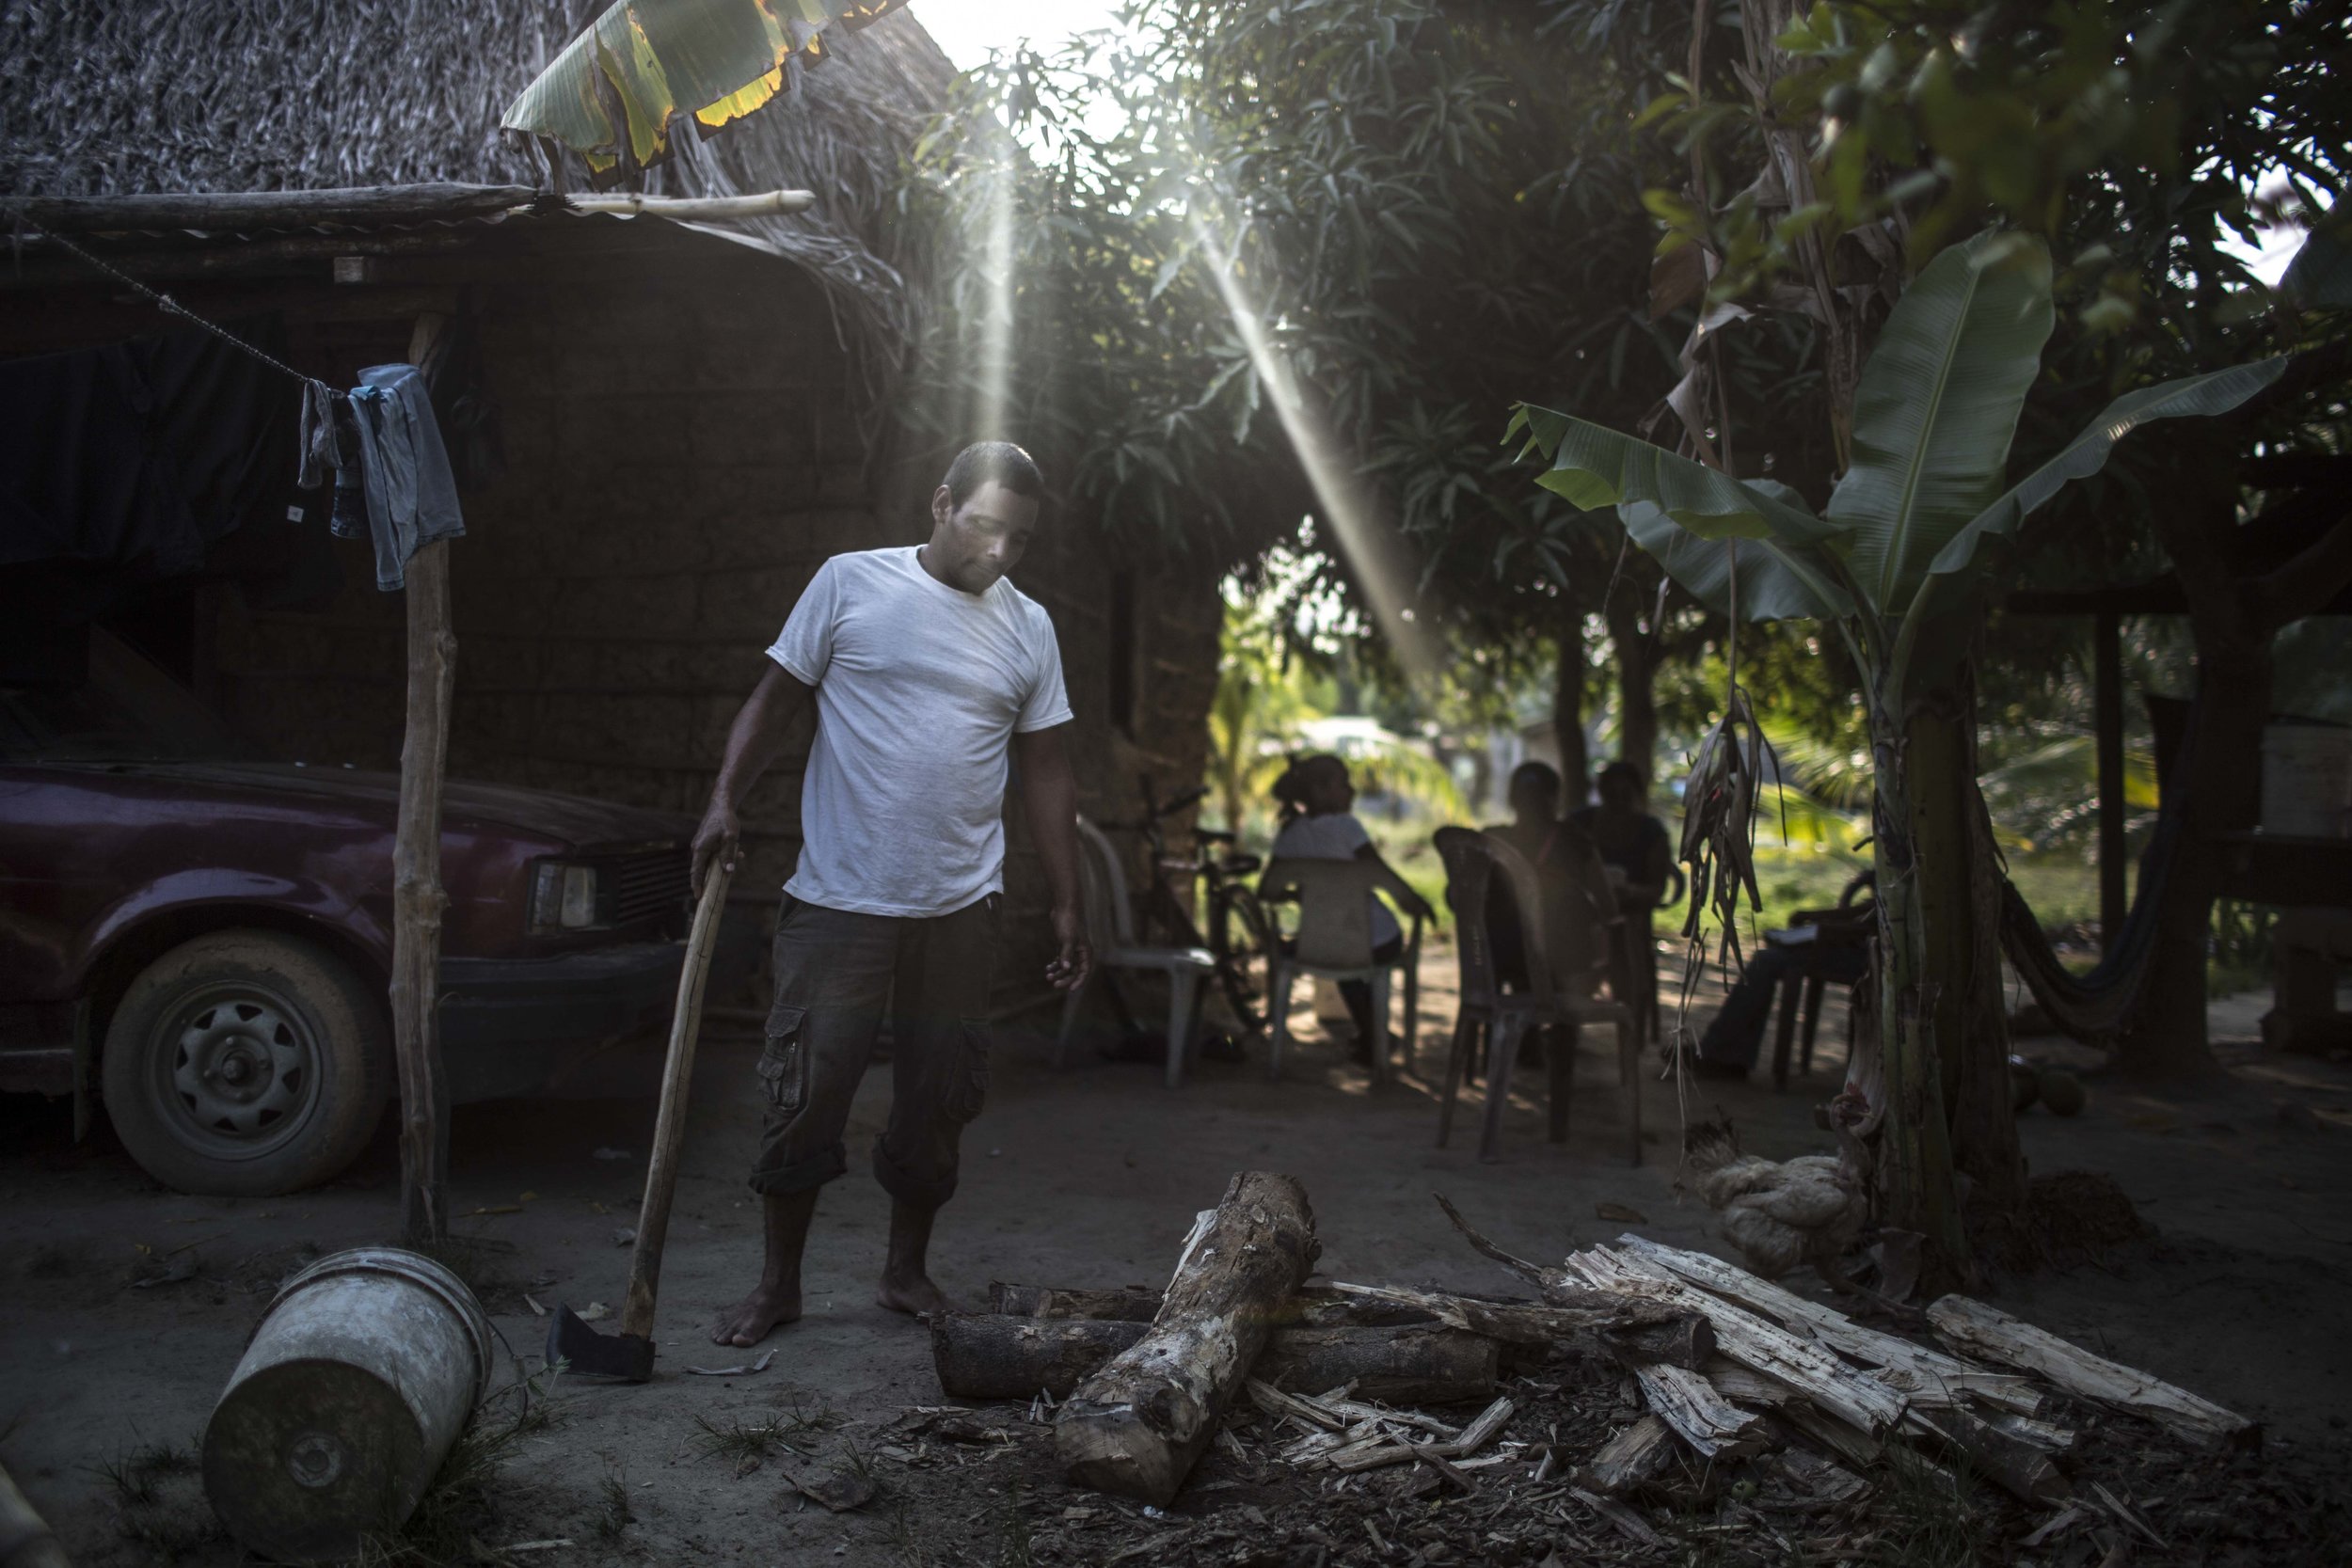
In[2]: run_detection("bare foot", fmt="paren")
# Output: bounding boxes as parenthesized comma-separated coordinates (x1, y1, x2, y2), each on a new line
(874, 1272, 954, 1319)
(709, 1283, 801, 1346)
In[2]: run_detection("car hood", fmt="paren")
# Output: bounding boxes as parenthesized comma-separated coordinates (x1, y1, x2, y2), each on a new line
(59, 760, 693, 849)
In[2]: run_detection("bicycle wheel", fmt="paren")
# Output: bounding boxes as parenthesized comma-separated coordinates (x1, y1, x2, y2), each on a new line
(1209, 883, 1275, 1031)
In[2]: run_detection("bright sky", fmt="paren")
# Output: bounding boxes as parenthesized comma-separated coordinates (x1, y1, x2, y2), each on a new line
(910, 0, 1129, 71)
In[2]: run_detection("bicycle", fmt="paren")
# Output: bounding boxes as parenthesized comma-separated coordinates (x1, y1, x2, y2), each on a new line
(1098, 775, 1278, 1033)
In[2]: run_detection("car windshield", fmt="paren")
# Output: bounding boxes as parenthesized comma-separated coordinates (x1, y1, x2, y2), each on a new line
(0, 632, 261, 763)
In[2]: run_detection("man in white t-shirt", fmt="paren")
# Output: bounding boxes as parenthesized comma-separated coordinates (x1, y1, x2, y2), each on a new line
(691, 442, 1091, 1348)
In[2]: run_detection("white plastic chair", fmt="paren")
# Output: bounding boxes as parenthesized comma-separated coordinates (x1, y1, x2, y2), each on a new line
(1259, 857, 1421, 1084)
(1057, 816, 1216, 1087)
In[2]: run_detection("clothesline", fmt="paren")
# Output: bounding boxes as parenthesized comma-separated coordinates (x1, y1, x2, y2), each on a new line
(12, 217, 348, 401)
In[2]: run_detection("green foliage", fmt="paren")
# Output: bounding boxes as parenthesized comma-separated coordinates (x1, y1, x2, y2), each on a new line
(1519, 230, 2287, 700)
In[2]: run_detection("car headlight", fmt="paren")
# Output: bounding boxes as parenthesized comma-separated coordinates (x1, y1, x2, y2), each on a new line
(530, 862, 601, 932)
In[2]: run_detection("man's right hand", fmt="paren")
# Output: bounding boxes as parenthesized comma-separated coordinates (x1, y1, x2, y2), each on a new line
(691, 800, 740, 897)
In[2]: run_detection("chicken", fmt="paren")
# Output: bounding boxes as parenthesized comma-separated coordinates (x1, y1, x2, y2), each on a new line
(1677, 1116, 1867, 1283)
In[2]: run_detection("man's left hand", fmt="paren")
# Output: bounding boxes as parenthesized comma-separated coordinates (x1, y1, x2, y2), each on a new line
(1045, 904, 1092, 991)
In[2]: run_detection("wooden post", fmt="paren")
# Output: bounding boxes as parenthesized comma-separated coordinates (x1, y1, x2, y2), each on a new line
(392, 312, 456, 1247)
(2094, 603, 2126, 948)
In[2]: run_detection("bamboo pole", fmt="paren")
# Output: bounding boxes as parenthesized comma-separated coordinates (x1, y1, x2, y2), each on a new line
(393, 311, 457, 1247)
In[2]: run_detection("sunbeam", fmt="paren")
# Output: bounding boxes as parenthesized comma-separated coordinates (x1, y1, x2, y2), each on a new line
(973, 137, 1020, 441)
(1193, 218, 1436, 682)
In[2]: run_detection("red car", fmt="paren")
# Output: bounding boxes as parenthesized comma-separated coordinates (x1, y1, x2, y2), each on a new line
(0, 633, 752, 1195)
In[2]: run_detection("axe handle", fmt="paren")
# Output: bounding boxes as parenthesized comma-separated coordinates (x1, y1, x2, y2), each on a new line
(621, 863, 733, 1341)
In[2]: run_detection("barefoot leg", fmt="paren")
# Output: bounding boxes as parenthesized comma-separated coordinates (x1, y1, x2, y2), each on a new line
(711, 1188, 818, 1346)
(874, 1199, 954, 1317)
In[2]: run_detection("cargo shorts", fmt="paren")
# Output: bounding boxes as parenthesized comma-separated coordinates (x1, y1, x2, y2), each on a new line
(748, 892, 998, 1210)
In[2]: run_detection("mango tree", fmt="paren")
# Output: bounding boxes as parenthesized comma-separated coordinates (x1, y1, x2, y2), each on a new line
(1514, 231, 2283, 1280)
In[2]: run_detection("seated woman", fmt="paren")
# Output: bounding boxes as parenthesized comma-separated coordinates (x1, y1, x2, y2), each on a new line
(1269, 753, 1436, 1062)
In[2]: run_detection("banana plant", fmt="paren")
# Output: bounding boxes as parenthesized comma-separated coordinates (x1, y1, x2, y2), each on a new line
(1512, 230, 2285, 1269)
(501, 0, 905, 183)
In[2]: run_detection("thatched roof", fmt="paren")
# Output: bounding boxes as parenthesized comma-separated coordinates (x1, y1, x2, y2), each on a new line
(0, 1, 955, 382)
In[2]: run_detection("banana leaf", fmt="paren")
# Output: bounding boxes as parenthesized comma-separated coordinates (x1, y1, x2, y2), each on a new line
(1508, 404, 1846, 546)
(1921, 356, 2291, 587)
(1830, 230, 2053, 618)
(501, 0, 904, 180)
(1621, 495, 1852, 620)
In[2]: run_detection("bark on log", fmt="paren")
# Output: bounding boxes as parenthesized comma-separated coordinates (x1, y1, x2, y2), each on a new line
(989, 1284, 1162, 1322)
(391, 311, 455, 1248)
(1259, 1324, 1497, 1407)
(1903, 1408, 2069, 1504)
(934, 1315, 1148, 1401)
(1632, 1364, 1765, 1459)
(934, 1316, 1493, 1406)
(1598, 1312, 1717, 1371)
(1056, 1173, 1319, 1504)
(1926, 1294, 2257, 1449)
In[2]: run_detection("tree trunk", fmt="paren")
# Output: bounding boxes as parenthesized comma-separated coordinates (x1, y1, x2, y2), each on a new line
(1868, 673, 2022, 1287)
(1553, 610, 1589, 803)
(1606, 583, 1661, 786)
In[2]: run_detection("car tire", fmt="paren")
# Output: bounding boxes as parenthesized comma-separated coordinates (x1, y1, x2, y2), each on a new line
(101, 930, 390, 1196)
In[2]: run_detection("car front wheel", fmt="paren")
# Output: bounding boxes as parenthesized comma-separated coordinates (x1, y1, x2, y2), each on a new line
(101, 930, 390, 1196)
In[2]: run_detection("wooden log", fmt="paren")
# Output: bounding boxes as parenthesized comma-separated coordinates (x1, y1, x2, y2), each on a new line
(1902, 1408, 2069, 1504)
(568, 190, 816, 220)
(1615, 1236, 2042, 1415)
(1925, 1295, 2258, 1449)
(391, 311, 456, 1248)
(1056, 1173, 1319, 1503)
(1567, 1246, 1906, 1434)
(1598, 1311, 1717, 1371)
(1578, 1415, 1679, 1495)
(1325, 1280, 1707, 1362)
(934, 1314, 1148, 1401)
(1259, 1323, 1497, 1407)
(1778, 1402, 1883, 1468)
(989, 1283, 1162, 1322)
(1706, 1358, 1799, 1408)
(991, 1281, 1441, 1330)
(934, 1316, 1493, 1406)
(5, 182, 539, 233)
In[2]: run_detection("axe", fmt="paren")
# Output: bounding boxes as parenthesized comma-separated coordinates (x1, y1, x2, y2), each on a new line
(548, 860, 732, 1381)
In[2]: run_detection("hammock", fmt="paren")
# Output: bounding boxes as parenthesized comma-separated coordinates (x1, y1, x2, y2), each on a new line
(1994, 703, 2197, 1042)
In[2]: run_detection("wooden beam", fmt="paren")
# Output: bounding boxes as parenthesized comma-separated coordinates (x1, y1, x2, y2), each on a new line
(2094, 605, 2126, 945)
(392, 311, 458, 1247)
(5, 182, 540, 233)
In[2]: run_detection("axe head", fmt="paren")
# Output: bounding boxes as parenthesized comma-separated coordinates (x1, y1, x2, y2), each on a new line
(547, 1303, 656, 1382)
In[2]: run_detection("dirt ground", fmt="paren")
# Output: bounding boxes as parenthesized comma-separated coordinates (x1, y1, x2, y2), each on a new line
(4, 943, 2349, 1565)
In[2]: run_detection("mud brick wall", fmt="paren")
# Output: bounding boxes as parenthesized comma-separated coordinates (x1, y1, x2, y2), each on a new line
(210, 242, 1224, 1001)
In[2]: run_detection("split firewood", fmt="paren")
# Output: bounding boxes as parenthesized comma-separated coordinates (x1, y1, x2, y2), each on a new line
(1926, 1295, 2258, 1450)
(1056, 1172, 1320, 1504)
(1568, 1246, 1907, 1434)
(1902, 1407, 2070, 1504)
(1577, 1414, 1680, 1495)
(932, 1314, 1151, 1400)
(1706, 1358, 1799, 1407)
(989, 1283, 1163, 1322)
(1615, 1236, 2042, 1415)
(1633, 1363, 1766, 1458)
(1777, 1402, 1883, 1468)
(1324, 1281, 1710, 1366)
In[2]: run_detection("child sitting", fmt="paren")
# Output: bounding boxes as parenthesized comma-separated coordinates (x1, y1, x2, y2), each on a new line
(1269, 753, 1435, 1061)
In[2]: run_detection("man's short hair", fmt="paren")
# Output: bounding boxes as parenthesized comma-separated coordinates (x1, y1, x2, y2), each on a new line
(1510, 760, 1562, 800)
(943, 442, 1044, 508)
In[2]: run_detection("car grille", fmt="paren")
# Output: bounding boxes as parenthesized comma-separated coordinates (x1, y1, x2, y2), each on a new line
(607, 847, 690, 928)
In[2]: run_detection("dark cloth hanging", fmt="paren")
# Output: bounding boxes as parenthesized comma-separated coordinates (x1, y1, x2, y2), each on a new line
(0, 320, 333, 686)
(0, 321, 294, 574)
(348, 363, 467, 592)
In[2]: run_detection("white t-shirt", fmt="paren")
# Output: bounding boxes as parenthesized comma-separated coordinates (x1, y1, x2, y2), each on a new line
(766, 546, 1072, 918)
(1271, 811, 1403, 948)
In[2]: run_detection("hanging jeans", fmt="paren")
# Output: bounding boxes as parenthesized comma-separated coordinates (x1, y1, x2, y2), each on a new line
(347, 363, 465, 591)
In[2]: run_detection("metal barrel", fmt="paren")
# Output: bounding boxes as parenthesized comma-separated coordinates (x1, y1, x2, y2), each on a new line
(201, 1247, 494, 1563)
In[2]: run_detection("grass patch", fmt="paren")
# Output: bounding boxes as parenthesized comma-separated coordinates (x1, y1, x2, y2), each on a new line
(594, 1470, 634, 1543)
(352, 1364, 567, 1568)
(97, 1437, 220, 1560)
(689, 1395, 843, 1465)
(1864, 1449, 1983, 1567)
